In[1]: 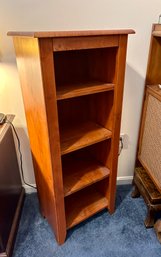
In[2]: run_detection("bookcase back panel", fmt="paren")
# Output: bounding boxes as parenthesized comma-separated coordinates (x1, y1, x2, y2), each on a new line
(57, 91, 114, 131)
(88, 139, 112, 169)
(90, 91, 114, 131)
(54, 47, 118, 86)
(61, 142, 111, 197)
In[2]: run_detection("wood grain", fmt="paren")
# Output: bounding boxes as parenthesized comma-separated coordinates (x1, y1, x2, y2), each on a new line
(8, 29, 135, 38)
(9, 29, 133, 244)
(60, 121, 112, 155)
(146, 25, 161, 85)
(89, 91, 114, 131)
(12, 37, 66, 244)
(39, 39, 66, 243)
(107, 35, 128, 213)
(56, 82, 114, 100)
(138, 90, 149, 157)
(62, 154, 110, 196)
(54, 48, 117, 86)
(65, 187, 108, 229)
(53, 35, 119, 51)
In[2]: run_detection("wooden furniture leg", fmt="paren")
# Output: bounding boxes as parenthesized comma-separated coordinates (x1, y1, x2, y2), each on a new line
(144, 208, 155, 228)
(132, 167, 161, 229)
(131, 184, 140, 198)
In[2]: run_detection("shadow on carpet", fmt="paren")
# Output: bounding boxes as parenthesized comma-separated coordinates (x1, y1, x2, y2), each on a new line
(13, 185, 161, 257)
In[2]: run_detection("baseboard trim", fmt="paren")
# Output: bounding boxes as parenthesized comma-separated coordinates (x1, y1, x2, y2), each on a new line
(117, 176, 133, 185)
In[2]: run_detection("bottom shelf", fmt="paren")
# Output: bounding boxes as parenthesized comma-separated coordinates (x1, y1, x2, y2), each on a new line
(65, 187, 108, 229)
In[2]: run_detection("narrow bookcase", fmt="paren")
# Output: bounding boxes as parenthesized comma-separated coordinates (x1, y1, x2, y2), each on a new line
(8, 29, 134, 244)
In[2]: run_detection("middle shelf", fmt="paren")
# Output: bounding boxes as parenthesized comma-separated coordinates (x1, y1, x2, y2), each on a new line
(60, 121, 112, 155)
(56, 81, 115, 100)
(62, 153, 110, 196)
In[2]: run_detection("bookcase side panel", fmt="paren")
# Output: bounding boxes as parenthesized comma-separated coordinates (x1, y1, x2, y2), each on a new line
(108, 35, 128, 212)
(13, 37, 66, 244)
(39, 38, 66, 243)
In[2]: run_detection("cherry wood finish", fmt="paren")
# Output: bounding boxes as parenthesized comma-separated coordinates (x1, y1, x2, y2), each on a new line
(9, 29, 134, 244)
(60, 121, 112, 155)
(56, 82, 114, 100)
(146, 24, 161, 85)
(65, 186, 108, 229)
(53, 35, 119, 51)
(62, 152, 110, 196)
(8, 29, 134, 38)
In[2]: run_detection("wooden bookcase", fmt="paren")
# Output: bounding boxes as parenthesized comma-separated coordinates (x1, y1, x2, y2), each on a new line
(8, 29, 134, 244)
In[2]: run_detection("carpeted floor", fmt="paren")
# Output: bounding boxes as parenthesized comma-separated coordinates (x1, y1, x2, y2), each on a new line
(13, 185, 161, 257)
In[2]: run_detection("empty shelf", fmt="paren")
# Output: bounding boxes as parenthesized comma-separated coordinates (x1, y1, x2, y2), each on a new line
(56, 81, 114, 100)
(63, 156, 110, 196)
(65, 187, 108, 229)
(60, 121, 112, 155)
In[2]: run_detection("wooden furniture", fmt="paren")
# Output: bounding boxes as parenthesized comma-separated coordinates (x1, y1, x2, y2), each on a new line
(137, 24, 161, 193)
(138, 84, 161, 191)
(0, 115, 24, 257)
(8, 29, 134, 244)
(132, 24, 161, 235)
(132, 167, 161, 228)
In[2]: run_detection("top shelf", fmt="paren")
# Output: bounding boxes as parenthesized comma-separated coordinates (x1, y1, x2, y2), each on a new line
(60, 121, 112, 155)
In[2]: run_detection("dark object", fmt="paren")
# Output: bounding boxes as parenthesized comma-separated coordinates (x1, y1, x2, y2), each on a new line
(132, 167, 161, 228)
(0, 115, 25, 257)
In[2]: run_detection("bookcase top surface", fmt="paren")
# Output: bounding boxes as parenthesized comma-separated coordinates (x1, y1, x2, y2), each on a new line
(7, 29, 135, 38)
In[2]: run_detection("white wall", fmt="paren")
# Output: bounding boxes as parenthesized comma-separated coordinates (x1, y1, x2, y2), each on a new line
(0, 0, 161, 186)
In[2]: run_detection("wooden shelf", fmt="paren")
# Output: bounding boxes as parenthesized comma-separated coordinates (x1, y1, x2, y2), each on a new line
(56, 81, 115, 100)
(60, 121, 112, 155)
(63, 155, 110, 196)
(65, 187, 108, 229)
